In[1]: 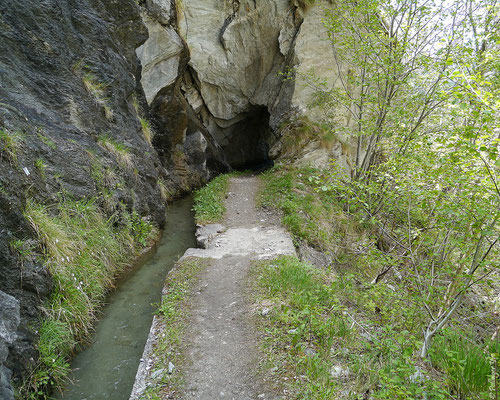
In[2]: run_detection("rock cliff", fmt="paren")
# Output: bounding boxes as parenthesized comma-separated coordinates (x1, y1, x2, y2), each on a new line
(0, 0, 349, 396)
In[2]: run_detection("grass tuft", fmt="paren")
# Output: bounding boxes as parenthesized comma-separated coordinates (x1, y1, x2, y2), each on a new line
(140, 117, 154, 145)
(192, 173, 232, 224)
(158, 178, 172, 201)
(81, 70, 113, 121)
(36, 132, 57, 150)
(97, 134, 133, 170)
(431, 329, 498, 398)
(35, 158, 48, 180)
(0, 128, 24, 164)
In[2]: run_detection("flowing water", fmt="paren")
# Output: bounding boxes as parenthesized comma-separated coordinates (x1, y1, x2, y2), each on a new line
(59, 196, 196, 400)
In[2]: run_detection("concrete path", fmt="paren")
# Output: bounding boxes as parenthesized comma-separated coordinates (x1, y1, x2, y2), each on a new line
(180, 176, 295, 400)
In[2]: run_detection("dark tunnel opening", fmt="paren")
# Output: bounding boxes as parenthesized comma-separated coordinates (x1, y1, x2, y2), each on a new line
(219, 106, 274, 172)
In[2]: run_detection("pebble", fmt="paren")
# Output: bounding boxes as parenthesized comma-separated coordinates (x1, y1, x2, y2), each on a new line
(330, 365, 349, 378)
(151, 368, 164, 380)
(168, 361, 175, 374)
(304, 347, 316, 357)
(261, 308, 271, 316)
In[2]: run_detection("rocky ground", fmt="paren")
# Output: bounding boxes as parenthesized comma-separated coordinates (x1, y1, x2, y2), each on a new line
(131, 175, 295, 399)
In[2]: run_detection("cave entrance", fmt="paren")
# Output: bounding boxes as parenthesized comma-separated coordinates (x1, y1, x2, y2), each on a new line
(219, 106, 273, 171)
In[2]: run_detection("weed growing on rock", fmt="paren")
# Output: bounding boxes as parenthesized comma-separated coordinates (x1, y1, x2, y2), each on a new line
(132, 94, 155, 146)
(35, 158, 47, 179)
(81, 70, 113, 121)
(36, 131, 57, 150)
(0, 128, 24, 164)
(140, 117, 154, 146)
(157, 178, 172, 201)
(97, 134, 133, 170)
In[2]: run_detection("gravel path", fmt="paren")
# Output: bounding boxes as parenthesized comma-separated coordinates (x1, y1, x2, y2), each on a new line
(180, 175, 295, 400)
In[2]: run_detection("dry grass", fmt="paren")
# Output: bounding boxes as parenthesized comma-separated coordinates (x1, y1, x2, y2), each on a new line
(97, 134, 133, 170)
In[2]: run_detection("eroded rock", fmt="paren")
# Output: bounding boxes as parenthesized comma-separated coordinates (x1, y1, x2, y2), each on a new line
(196, 223, 225, 249)
(0, 291, 20, 400)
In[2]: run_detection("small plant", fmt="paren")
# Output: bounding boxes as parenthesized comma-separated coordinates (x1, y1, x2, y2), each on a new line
(97, 134, 133, 169)
(131, 96, 154, 145)
(36, 131, 57, 150)
(81, 71, 113, 121)
(129, 211, 153, 247)
(10, 238, 36, 260)
(431, 330, 495, 398)
(157, 178, 171, 201)
(35, 158, 48, 179)
(0, 128, 24, 163)
(139, 116, 154, 145)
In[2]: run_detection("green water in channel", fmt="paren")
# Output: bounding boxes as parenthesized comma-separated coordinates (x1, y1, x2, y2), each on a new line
(58, 196, 196, 400)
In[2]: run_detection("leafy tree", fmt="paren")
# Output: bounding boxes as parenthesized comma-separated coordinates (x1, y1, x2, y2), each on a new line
(296, 0, 500, 361)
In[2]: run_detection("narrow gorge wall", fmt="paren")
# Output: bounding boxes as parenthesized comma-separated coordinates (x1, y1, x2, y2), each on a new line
(0, 0, 350, 397)
(0, 1, 166, 397)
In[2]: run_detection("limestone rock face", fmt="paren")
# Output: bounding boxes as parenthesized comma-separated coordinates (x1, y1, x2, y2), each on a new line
(179, 0, 295, 120)
(137, 6, 229, 182)
(137, 0, 352, 170)
(292, 3, 344, 119)
(137, 14, 185, 105)
(282, 1, 354, 175)
(174, 0, 301, 167)
(145, 0, 175, 25)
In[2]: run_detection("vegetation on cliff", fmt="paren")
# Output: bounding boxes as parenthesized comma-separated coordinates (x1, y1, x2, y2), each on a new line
(14, 198, 155, 398)
(257, 165, 498, 399)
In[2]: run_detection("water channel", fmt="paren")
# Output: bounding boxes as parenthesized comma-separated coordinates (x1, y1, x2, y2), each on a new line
(59, 196, 196, 400)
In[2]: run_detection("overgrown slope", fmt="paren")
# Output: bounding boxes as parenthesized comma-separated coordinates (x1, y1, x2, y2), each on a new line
(254, 165, 499, 399)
